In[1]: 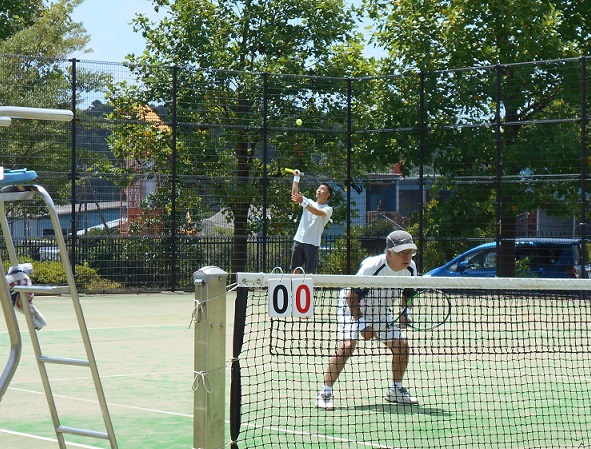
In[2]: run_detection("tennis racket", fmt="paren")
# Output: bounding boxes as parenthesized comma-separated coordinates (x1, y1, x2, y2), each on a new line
(398, 288, 451, 331)
(284, 168, 305, 176)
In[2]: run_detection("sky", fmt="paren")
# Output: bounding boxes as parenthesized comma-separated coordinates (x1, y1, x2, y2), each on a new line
(69, 0, 162, 63)
(67, 0, 381, 63)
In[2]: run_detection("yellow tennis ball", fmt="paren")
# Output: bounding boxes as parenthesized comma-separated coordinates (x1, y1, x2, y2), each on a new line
(296, 118, 303, 126)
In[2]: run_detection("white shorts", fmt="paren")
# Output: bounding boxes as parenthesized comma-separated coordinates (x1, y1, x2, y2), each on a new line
(336, 289, 403, 341)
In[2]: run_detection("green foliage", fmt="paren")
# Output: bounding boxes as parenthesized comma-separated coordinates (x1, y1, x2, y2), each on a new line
(319, 237, 367, 274)
(515, 257, 533, 278)
(364, 0, 590, 71)
(0, 0, 101, 208)
(407, 198, 493, 273)
(73, 263, 123, 292)
(131, 0, 364, 76)
(3, 259, 121, 292)
(116, 235, 206, 289)
(0, 0, 44, 41)
(359, 0, 591, 276)
(319, 226, 369, 274)
(0, 0, 88, 59)
(360, 219, 397, 238)
(105, 0, 372, 274)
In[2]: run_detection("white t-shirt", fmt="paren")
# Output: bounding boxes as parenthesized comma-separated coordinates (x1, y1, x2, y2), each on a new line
(356, 253, 417, 277)
(350, 253, 417, 314)
(293, 198, 333, 247)
(336, 253, 417, 340)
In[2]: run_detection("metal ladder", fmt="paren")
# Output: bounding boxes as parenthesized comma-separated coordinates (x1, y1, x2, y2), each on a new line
(0, 105, 117, 448)
(0, 182, 118, 448)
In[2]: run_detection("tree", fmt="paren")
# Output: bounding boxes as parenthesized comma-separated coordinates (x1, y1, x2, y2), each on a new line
(0, 0, 108, 206)
(364, 0, 591, 275)
(0, 0, 88, 59)
(0, 0, 44, 41)
(107, 0, 371, 275)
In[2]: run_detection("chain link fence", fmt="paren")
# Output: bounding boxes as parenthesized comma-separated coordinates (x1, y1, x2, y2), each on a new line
(0, 55, 589, 291)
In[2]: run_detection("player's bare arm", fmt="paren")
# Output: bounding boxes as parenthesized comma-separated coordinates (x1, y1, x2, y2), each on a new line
(291, 191, 328, 217)
(346, 289, 361, 321)
(347, 289, 374, 340)
(399, 289, 414, 329)
(291, 169, 301, 197)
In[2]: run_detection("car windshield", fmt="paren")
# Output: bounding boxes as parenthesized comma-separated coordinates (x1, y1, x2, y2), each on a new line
(448, 248, 496, 272)
(516, 246, 563, 266)
(448, 243, 577, 273)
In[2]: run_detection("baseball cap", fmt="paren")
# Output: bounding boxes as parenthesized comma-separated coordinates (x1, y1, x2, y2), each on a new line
(386, 230, 417, 253)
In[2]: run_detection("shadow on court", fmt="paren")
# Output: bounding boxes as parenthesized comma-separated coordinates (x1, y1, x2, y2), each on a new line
(353, 404, 452, 416)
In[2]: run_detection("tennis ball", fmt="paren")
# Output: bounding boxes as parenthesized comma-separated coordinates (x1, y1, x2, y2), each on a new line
(296, 118, 303, 126)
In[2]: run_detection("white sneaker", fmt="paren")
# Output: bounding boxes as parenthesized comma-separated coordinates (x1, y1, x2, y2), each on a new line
(315, 392, 334, 410)
(384, 386, 418, 405)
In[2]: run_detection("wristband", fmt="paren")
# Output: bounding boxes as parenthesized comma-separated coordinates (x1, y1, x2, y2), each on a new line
(357, 317, 367, 330)
(301, 198, 309, 207)
(293, 175, 300, 183)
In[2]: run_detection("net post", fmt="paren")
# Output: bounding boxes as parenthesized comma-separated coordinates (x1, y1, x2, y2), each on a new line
(193, 266, 227, 449)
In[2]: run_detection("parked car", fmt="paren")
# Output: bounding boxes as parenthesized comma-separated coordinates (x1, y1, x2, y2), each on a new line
(423, 238, 591, 278)
(38, 245, 60, 261)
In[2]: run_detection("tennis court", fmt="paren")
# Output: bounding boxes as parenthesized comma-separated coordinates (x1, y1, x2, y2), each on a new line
(1, 286, 590, 449)
(0, 292, 208, 449)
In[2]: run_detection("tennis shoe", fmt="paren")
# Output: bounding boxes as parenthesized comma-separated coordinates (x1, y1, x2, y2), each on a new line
(384, 386, 418, 405)
(315, 392, 334, 410)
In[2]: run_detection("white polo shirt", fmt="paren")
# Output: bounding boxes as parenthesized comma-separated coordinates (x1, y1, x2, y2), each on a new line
(293, 199, 333, 247)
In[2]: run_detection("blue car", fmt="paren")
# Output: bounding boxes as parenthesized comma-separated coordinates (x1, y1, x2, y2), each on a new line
(423, 238, 590, 278)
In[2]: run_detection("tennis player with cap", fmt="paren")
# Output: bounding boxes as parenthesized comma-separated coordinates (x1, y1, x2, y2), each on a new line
(315, 230, 419, 409)
(289, 169, 333, 273)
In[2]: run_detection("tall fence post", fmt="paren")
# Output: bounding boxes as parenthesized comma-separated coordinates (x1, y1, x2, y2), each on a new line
(193, 266, 228, 449)
(70, 58, 78, 271)
(346, 77, 352, 274)
(262, 72, 269, 272)
(580, 56, 588, 273)
(494, 64, 503, 275)
(171, 65, 179, 290)
(418, 71, 426, 273)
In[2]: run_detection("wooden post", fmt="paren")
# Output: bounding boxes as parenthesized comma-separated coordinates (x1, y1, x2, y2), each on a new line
(193, 266, 227, 449)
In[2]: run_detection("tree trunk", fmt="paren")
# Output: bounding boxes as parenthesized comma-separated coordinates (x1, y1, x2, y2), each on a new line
(231, 132, 251, 279)
(232, 203, 249, 279)
(498, 83, 521, 278)
(499, 213, 517, 277)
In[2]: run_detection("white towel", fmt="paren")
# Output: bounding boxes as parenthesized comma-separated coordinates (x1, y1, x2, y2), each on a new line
(6, 265, 47, 330)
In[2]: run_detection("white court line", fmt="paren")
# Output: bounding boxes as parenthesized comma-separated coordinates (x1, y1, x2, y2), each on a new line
(8, 387, 398, 448)
(8, 387, 192, 418)
(0, 323, 189, 334)
(8, 369, 189, 384)
(241, 422, 398, 448)
(0, 428, 103, 449)
(0, 323, 190, 334)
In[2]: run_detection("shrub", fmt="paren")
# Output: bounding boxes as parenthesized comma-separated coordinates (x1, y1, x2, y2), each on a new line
(3, 259, 121, 293)
(319, 226, 369, 274)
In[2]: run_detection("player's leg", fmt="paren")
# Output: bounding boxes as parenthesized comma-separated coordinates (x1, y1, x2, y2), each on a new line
(385, 337, 410, 384)
(323, 338, 357, 387)
(315, 338, 356, 409)
(316, 295, 358, 409)
(289, 242, 305, 273)
(379, 318, 418, 405)
(303, 244, 319, 274)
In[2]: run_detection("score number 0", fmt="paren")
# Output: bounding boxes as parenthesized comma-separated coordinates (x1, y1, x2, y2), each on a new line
(268, 278, 314, 317)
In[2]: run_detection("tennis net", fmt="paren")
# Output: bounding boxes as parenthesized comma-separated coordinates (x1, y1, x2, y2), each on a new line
(228, 273, 591, 449)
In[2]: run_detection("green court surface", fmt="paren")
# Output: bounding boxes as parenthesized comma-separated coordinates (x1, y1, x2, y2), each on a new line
(1, 293, 201, 449)
(1, 291, 590, 448)
(236, 290, 591, 449)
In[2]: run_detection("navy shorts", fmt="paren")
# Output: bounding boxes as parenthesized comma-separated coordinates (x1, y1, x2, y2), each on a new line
(289, 241, 319, 273)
